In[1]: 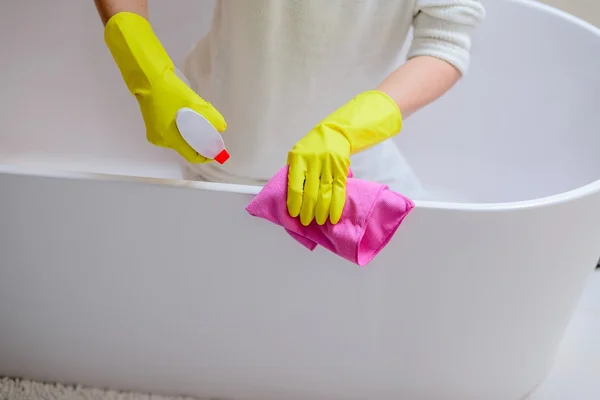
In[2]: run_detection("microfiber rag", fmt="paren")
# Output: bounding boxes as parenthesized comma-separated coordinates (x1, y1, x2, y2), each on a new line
(245, 166, 415, 266)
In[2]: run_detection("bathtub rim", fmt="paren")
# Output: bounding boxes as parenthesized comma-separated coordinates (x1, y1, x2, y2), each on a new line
(2, 162, 600, 213)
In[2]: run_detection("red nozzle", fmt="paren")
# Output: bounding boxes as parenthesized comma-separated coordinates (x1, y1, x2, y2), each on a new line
(214, 149, 230, 164)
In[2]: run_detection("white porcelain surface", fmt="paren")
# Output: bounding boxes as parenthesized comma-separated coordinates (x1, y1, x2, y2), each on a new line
(1, 1, 600, 400)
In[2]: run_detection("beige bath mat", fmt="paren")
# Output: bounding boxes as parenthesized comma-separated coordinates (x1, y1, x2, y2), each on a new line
(0, 378, 206, 400)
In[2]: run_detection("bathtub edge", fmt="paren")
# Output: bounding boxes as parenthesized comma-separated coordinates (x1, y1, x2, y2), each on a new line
(2, 163, 600, 213)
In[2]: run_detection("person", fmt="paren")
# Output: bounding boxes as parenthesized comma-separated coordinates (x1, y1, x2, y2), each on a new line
(94, 0, 485, 226)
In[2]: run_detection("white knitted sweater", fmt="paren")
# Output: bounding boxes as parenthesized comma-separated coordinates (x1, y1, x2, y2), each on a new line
(183, 0, 485, 185)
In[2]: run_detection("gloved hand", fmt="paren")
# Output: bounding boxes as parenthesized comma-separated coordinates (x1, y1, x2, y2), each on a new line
(287, 90, 403, 226)
(104, 12, 226, 163)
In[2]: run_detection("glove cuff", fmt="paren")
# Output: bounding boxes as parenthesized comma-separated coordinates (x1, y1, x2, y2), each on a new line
(332, 90, 403, 155)
(104, 12, 174, 95)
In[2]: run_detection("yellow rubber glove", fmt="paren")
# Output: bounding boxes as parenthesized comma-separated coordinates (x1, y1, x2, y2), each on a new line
(104, 12, 226, 163)
(287, 90, 402, 226)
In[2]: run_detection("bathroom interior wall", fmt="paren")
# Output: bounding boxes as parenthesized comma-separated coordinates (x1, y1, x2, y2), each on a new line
(0, 0, 214, 165)
(537, 0, 600, 26)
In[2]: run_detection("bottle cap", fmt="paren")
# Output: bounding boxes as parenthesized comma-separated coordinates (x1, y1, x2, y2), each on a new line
(214, 149, 230, 164)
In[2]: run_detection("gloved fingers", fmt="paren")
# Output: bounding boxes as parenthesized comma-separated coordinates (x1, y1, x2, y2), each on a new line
(286, 156, 307, 218)
(178, 147, 211, 163)
(174, 76, 228, 133)
(300, 166, 321, 226)
(190, 100, 228, 133)
(169, 134, 211, 163)
(315, 158, 333, 226)
(330, 169, 348, 225)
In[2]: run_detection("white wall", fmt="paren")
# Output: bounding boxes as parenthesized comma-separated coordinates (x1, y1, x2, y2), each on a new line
(539, 0, 600, 26)
(0, 0, 215, 167)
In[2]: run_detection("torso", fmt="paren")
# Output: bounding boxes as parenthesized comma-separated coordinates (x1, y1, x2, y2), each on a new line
(183, 0, 416, 185)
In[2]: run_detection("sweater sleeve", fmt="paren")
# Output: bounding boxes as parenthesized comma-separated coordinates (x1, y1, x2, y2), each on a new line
(407, 0, 486, 75)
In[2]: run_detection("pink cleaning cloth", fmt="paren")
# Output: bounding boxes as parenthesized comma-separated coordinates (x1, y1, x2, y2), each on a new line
(245, 166, 415, 266)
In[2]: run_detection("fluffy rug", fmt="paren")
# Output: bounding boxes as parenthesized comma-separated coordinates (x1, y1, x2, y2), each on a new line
(0, 378, 205, 400)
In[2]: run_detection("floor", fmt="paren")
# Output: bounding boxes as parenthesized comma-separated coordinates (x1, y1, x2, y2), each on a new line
(528, 269, 600, 399)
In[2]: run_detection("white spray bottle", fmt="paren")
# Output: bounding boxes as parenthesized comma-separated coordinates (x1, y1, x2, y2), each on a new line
(175, 107, 230, 164)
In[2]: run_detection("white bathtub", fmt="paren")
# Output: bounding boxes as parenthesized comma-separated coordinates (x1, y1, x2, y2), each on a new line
(1, 1, 600, 399)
